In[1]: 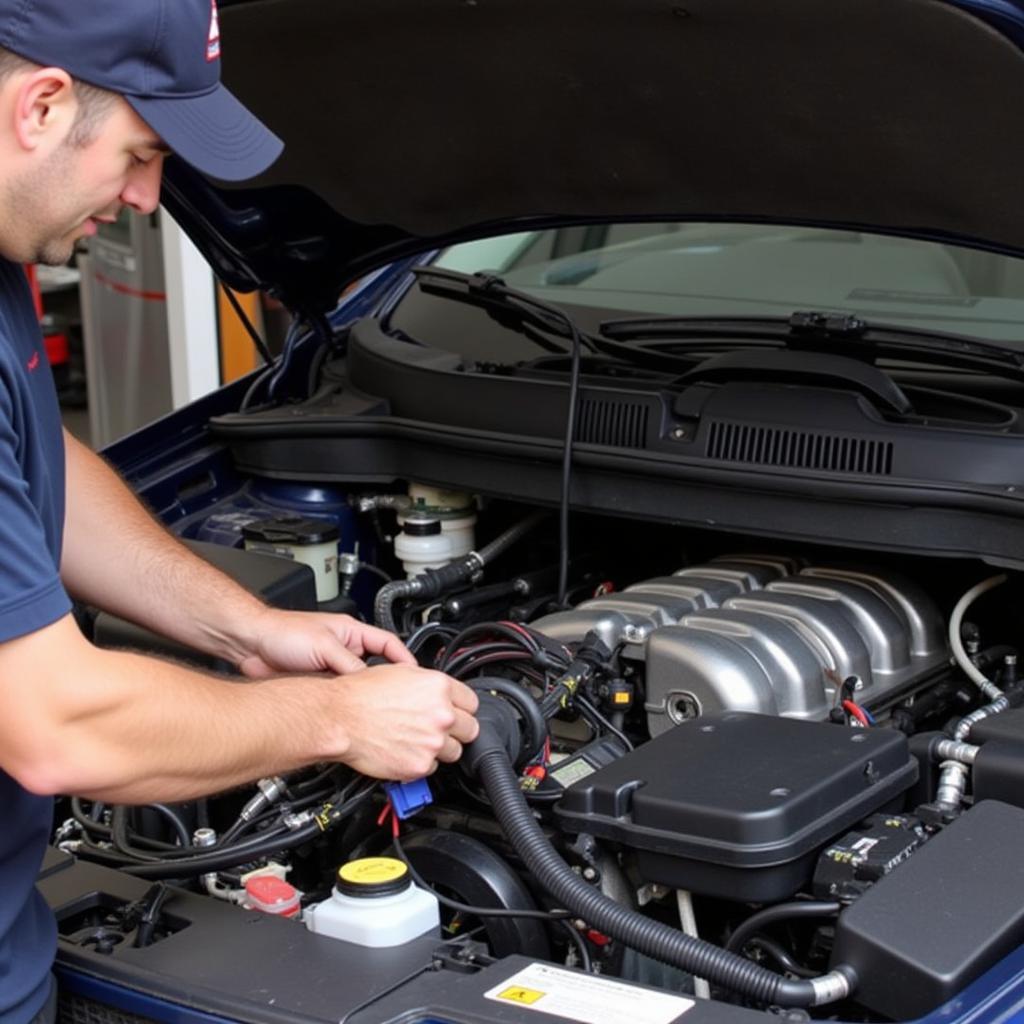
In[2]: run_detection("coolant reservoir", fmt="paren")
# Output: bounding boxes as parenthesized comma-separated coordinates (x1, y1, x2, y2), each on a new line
(304, 857, 439, 947)
(394, 517, 453, 577)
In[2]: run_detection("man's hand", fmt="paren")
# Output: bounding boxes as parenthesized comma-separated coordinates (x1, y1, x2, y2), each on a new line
(237, 608, 416, 678)
(328, 665, 481, 780)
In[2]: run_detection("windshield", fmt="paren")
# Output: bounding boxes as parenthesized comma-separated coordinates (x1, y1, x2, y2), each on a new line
(424, 223, 1024, 347)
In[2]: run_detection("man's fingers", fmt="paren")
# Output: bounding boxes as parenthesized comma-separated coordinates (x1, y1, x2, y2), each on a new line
(323, 643, 366, 675)
(438, 736, 464, 764)
(449, 707, 480, 744)
(450, 679, 480, 714)
(352, 622, 416, 666)
(238, 655, 275, 680)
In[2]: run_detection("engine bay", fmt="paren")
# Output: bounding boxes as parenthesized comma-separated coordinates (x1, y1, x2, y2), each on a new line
(53, 492, 1024, 1023)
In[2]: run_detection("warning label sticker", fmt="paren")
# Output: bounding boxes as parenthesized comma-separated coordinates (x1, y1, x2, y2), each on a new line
(484, 963, 694, 1024)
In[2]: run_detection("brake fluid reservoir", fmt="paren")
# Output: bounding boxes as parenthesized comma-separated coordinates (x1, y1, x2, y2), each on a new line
(304, 857, 440, 947)
(401, 484, 477, 559)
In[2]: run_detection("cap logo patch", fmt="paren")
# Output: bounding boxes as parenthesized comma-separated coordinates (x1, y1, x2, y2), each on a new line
(206, 0, 221, 62)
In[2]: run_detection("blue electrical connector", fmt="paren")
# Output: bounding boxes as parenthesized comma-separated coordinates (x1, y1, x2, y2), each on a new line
(383, 778, 433, 820)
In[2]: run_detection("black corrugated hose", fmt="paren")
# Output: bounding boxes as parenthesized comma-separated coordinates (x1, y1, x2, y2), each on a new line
(470, 736, 857, 1007)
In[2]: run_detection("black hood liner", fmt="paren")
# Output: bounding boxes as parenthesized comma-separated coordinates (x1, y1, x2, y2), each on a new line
(176, 0, 1024, 309)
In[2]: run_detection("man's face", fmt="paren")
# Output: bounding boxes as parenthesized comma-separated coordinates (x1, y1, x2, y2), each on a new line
(4, 97, 167, 266)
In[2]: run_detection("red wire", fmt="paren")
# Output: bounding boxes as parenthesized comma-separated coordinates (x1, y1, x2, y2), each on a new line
(377, 800, 401, 838)
(842, 700, 870, 727)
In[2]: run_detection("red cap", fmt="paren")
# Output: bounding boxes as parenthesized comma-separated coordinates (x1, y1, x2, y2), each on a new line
(244, 876, 301, 917)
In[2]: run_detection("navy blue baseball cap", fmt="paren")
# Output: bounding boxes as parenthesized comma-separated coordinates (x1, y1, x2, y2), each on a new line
(0, 0, 283, 181)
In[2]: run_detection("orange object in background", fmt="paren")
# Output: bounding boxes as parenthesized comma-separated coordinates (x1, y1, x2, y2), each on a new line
(217, 284, 264, 384)
(24, 265, 69, 367)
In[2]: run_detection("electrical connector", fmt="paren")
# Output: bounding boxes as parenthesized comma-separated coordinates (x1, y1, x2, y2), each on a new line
(383, 778, 433, 820)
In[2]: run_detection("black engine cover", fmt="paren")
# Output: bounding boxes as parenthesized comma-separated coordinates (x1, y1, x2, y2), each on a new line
(554, 713, 917, 901)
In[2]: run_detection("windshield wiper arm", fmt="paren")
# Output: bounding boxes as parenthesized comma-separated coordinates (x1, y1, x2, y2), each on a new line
(599, 310, 1024, 381)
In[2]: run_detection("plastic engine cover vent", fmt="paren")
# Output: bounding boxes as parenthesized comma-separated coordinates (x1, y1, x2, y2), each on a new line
(554, 712, 917, 901)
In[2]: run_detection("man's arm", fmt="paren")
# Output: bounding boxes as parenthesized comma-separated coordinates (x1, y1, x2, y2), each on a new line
(0, 612, 479, 803)
(60, 430, 409, 673)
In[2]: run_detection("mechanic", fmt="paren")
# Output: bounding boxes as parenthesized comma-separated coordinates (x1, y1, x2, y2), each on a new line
(0, 3, 480, 1022)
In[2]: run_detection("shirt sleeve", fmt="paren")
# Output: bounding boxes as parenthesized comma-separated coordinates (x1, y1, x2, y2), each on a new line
(0, 381, 71, 643)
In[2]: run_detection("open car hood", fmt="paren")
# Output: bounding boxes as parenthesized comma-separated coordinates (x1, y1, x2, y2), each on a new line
(161, 0, 1024, 316)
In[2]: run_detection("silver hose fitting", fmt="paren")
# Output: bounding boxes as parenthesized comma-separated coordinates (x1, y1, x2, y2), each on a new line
(933, 739, 979, 765)
(935, 760, 970, 812)
(239, 776, 287, 822)
(354, 494, 412, 514)
(810, 969, 854, 1005)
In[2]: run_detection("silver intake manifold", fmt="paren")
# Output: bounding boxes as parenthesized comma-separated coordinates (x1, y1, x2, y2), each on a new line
(531, 557, 946, 735)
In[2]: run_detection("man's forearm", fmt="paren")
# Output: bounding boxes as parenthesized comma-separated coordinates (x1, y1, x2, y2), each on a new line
(0, 615, 474, 802)
(60, 430, 266, 664)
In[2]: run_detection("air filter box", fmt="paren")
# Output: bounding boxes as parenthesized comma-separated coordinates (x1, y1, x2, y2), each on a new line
(554, 712, 917, 901)
(832, 800, 1024, 1019)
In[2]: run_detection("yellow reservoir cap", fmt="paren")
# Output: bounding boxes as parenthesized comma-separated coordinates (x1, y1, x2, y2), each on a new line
(336, 857, 411, 898)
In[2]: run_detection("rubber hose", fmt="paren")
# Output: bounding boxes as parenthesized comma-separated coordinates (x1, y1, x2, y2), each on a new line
(468, 677, 547, 765)
(145, 803, 192, 848)
(474, 747, 855, 1007)
(374, 513, 545, 632)
(374, 577, 423, 633)
(949, 576, 1006, 702)
(477, 511, 546, 563)
(725, 901, 841, 954)
(123, 823, 314, 878)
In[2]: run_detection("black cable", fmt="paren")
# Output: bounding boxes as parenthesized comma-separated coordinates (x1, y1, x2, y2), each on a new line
(306, 342, 331, 398)
(558, 320, 582, 607)
(443, 645, 533, 678)
(132, 883, 174, 949)
(217, 776, 357, 848)
(122, 784, 377, 878)
(560, 919, 593, 973)
(239, 364, 276, 412)
(745, 937, 818, 980)
(357, 562, 393, 585)
(74, 840, 141, 867)
(574, 693, 634, 751)
(338, 962, 437, 1024)
(725, 901, 842, 955)
(407, 622, 459, 659)
(392, 832, 572, 923)
(110, 807, 163, 862)
(122, 822, 302, 878)
(221, 283, 273, 364)
(441, 623, 543, 666)
(145, 804, 192, 848)
(289, 764, 346, 797)
(70, 800, 179, 853)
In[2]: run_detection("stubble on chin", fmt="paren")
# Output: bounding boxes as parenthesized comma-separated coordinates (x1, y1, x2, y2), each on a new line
(3, 147, 81, 266)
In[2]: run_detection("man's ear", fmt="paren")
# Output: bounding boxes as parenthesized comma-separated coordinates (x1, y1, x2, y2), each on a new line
(11, 67, 75, 153)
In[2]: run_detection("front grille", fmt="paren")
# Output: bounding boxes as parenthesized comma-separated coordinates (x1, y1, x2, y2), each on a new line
(59, 994, 156, 1024)
(576, 397, 650, 449)
(706, 420, 894, 475)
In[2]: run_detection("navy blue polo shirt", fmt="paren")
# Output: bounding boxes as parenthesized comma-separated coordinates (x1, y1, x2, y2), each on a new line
(0, 259, 72, 1023)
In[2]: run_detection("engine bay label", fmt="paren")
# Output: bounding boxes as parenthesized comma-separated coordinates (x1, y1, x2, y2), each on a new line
(484, 963, 693, 1024)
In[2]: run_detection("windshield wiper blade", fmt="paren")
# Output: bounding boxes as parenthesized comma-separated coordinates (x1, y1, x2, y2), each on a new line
(599, 310, 1024, 380)
(410, 267, 699, 373)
